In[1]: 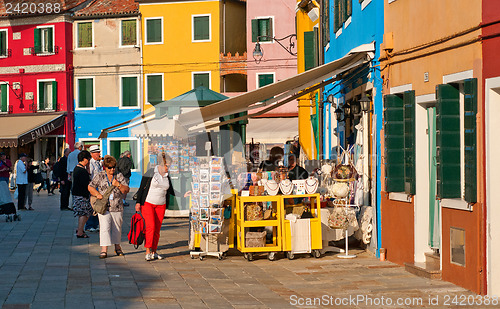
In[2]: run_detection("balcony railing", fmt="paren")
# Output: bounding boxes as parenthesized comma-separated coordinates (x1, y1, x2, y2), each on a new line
(0, 49, 12, 58)
(30, 45, 60, 56)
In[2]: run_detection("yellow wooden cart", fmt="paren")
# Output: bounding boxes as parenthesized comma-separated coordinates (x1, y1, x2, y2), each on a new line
(281, 193, 323, 259)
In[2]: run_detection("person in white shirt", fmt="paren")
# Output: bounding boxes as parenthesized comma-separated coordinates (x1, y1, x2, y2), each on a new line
(135, 153, 175, 261)
(15, 153, 28, 210)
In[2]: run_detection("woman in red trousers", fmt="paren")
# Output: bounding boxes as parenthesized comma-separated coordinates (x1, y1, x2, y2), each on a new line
(135, 153, 175, 261)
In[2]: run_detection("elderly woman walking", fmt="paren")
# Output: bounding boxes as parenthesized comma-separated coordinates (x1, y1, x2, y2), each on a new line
(72, 150, 92, 238)
(135, 153, 175, 261)
(88, 155, 129, 259)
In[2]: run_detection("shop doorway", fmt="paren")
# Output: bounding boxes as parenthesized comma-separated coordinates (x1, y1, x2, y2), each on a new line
(485, 78, 500, 296)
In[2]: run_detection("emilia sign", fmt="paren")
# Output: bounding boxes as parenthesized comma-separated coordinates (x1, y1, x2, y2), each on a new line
(19, 115, 65, 146)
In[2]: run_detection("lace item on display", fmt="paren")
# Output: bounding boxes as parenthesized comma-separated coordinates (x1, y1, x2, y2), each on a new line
(331, 182, 349, 198)
(304, 177, 319, 194)
(328, 206, 349, 229)
(245, 203, 263, 221)
(279, 179, 294, 195)
(264, 180, 279, 195)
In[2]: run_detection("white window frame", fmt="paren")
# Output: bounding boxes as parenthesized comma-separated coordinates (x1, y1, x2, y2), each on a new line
(37, 78, 56, 111)
(361, 0, 372, 10)
(388, 0, 397, 3)
(0, 81, 9, 113)
(106, 137, 141, 172)
(36, 25, 55, 55)
(191, 71, 211, 89)
(252, 16, 274, 44)
(192, 14, 212, 43)
(144, 17, 163, 45)
(119, 74, 140, 109)
(75, 21, 94, 50)
(145, 73, 164, 105)
(78, 138, 102, 151)
(75, 76, 96, 110)
(0, 28, 8, 58)
(256, 72, 275, 88)
(119, 18, 138, 48)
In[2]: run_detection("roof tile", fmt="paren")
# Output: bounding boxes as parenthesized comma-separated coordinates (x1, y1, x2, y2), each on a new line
(75, 0, 139, 17)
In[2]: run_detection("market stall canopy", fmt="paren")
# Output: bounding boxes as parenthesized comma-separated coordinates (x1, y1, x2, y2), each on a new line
(246, 118, 298, 144)
(130, 115, 188, 140)
(0, 112, 66, 147)
(178, 43, 375, 130)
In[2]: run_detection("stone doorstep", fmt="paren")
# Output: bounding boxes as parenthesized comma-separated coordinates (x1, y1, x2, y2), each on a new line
(424, 251, 440, 268)
(404, 262, 442, 280)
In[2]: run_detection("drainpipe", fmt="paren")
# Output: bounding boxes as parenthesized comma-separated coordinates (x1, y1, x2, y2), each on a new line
(317, 0, 324, 162)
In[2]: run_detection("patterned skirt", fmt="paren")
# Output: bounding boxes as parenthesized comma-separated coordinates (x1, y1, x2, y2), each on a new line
(73, 196, 93, 217)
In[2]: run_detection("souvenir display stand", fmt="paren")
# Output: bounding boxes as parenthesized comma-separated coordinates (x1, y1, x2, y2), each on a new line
(332, 194, 359, 259)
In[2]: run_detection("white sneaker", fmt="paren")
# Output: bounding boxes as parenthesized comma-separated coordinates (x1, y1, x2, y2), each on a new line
(153, 252, 163, 260)
(145, 253, 153, 261)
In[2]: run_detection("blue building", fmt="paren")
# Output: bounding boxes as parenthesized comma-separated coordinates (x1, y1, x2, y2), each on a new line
(322, 0, 384, 254)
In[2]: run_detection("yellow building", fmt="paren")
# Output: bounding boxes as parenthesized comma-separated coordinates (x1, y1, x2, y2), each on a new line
(295, 0, 320, 160)
(137, 0, 246, 113)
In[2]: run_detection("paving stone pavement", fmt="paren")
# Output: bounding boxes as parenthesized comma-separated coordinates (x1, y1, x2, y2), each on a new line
(0, 189, 497, 309)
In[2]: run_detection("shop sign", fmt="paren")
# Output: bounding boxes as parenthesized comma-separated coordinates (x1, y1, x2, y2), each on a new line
(19, 115, 65, 145)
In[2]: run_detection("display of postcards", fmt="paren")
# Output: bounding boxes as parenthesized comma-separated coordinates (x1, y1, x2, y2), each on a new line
(210, 192, 220, 201)
(211, 157, 222, 166)
(200, 169, 209, 182)
(200, 208, 209, 220)
(189, 146, 196, 156)
(192, 173, 199, 183)
(192, 182, 199, 192)
(180, 148, 188, 156)
(211, 182, 221, 192)
(209, 224, 221, 234)
(210, 166, 221, 174)
(191, 215, 198, 222)
(199, 158, 209, 168)
(210, 208, 222, 217)
(200, 221, 208, 234)
(200, 183, 209, 195)
(191, 208, 199, 217)
(210, 174, 221, 182)
(191, 198, 199, 208)
(200, 195, 209, 207)
(149, 154, 158, 166)
(210, 216, 221, 225)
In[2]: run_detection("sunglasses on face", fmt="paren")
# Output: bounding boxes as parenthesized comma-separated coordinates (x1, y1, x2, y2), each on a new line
(106, 166, 116, 169)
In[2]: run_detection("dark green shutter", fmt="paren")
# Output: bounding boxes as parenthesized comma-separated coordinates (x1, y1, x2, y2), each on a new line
(304, 30, 318, 71)
(122, 20, 136, 45)
(147, 75, 162, 105)
(322, 0, 330, 46)
(52, 81, 57, 110)
(258, 74, 273, 87)
(464, 78, 477, 203)
(123, 77, 137, 107)
(384, 94, 405, 192)
(47, 28, 53, 53)
(194, 16, 209, 41)
(346, 0, 352, 19)
(78, 22, 92, 48)
(122, 77, 130, 106)
(0, 31, 6, 56)
(147, 19, 161, 43)
(86, 79, 93, 107)
(260, 18, 272, 41)
(34, 28, 41, 54)
(1, 84, 7, 112)
(403, 91, 416, 194)
(436, 84, 461, 198)
(39, 82, 45, 110)
(79, 78, 93, 108)
(251, 19, 259, 42)
(194, 73, 209, 88)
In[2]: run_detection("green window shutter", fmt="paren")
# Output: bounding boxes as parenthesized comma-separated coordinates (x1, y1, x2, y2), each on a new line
(146, 19, 161, 43)
(384, 94, 405, 192)
(403, 90, 416, 195)
(0, 84, 7, 112)
(258, 74, 273, 88)
(39, 82, 45, 110)
(78, 22, 92, 48)
(346, 0, 352, 18)
(304, 30, 318, 71)
(194, 73, 209, 88)
(193, 16, 209, 41)
(122, 20, 136, 46)
(147, 75, 162, 105)
(34, 28, 41, 53)
(122, 77, 137, 107)
(0, 31, 6, 56)
(464, 78, 477, 203)
(79, 78, 93, 108)
(333, 0, 340, 33)
(251, 19, 259, 42)
(47, 28, 53, 53)
(436, 84, 461, 199)
(52, 81, 57, 110)
(260, 18, 272, 41)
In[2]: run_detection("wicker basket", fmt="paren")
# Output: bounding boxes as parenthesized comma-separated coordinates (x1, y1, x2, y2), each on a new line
(245, 231, 266, 247)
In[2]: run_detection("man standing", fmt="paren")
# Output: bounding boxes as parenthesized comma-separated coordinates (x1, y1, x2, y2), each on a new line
(15, 153, 28, 210)
(0, 152, 12, 183)
(57, 148, 71, 210)
(117, 150, 134, 206)
(66, 142, 82, 209)
(85, 145, 102, 232)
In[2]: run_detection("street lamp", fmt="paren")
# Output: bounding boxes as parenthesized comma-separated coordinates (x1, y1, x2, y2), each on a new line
(252, 34, 297, 63)
(360, 95, 372, 113)
(334, 106, 344, 122)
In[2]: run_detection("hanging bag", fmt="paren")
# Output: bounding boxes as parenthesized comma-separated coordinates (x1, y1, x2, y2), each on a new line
(128, 212, 146, 249)
(90, 185, 114, 215)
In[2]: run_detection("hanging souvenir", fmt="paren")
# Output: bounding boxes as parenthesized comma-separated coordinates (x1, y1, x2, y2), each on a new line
(279, 179, 294, 195)
(304, 176, 319, 194)
(264, 180, 279, 195)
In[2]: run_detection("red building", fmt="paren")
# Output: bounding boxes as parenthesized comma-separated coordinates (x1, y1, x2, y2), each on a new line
(0, 0, 86, 162)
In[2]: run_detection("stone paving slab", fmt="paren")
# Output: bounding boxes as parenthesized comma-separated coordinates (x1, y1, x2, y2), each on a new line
(0, 191, 495, 309)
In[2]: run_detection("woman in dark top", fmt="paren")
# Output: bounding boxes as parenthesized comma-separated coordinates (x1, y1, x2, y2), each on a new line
(72, 150, 92, 238)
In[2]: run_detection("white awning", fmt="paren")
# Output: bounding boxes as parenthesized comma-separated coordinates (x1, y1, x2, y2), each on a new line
(178, 43, 375, 130)
(246, 117, 298, 144)
(130, 117, 188, 139)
